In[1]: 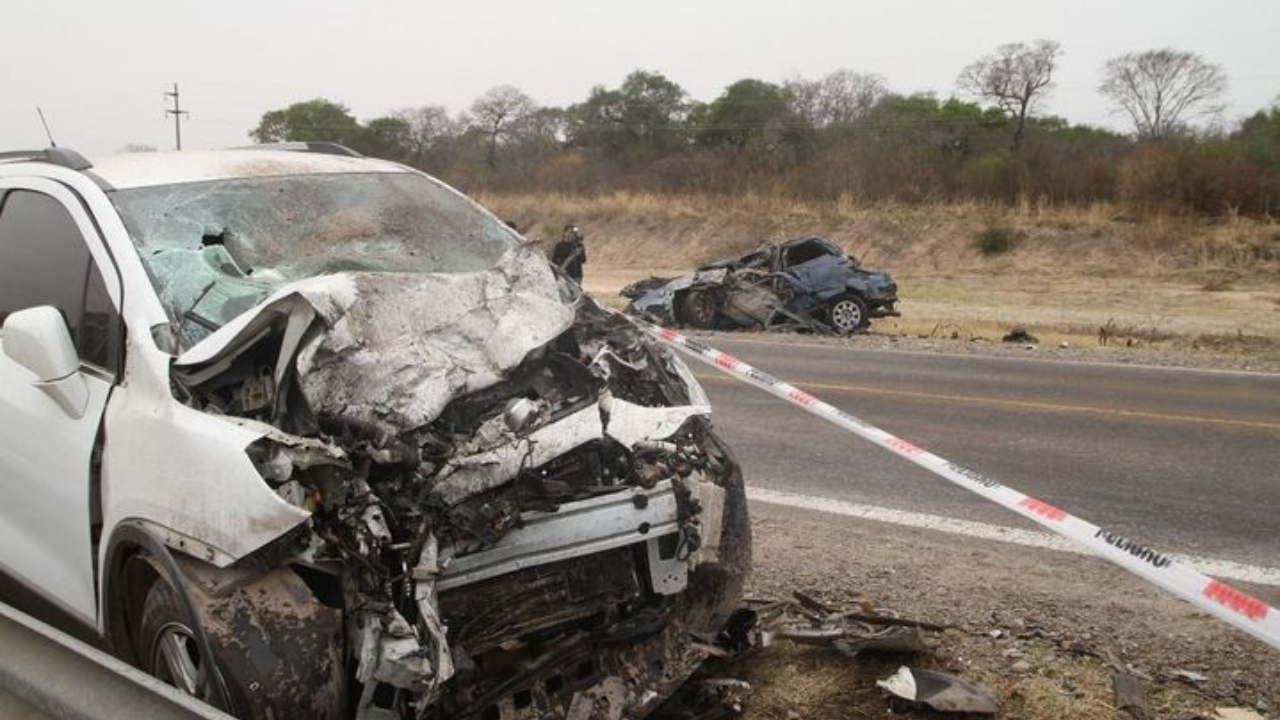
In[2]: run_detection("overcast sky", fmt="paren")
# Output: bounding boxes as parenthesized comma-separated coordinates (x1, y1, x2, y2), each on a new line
(3, 0, 1277, 155)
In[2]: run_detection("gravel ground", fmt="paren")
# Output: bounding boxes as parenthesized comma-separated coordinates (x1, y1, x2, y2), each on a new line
(702, 502, 1280, 720)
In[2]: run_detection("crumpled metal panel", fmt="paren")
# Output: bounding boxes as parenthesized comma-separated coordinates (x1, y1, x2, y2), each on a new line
(176, 246, 572, 432)
(297, 247, 573, 431)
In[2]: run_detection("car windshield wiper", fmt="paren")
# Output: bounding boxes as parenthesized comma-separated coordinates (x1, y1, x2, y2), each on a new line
(174, 280, 218, 348)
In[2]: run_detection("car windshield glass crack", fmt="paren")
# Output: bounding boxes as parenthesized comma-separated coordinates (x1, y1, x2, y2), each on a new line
(110, 172, 518, 342)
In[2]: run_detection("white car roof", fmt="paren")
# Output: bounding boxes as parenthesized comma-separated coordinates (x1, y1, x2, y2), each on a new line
(89, 149, 406, 190)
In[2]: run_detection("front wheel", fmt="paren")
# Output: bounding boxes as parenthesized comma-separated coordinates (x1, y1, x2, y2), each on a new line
(138, 580, 222, 706)
(828, 295, 869, 333)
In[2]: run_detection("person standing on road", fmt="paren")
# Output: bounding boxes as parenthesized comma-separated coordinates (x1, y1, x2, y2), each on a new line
(552, 223, 587, 284)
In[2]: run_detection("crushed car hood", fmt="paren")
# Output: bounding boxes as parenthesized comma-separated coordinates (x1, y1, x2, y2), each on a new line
(174, 245, 575, 430)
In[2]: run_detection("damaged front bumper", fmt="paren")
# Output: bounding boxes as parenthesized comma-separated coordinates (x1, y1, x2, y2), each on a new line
(437, 478, 720, 594)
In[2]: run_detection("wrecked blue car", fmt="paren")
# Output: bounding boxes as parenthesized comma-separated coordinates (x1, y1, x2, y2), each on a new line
(622, 236, 899, 333)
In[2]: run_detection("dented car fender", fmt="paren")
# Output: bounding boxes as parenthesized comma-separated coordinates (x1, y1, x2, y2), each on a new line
(98, 328, 312, 576)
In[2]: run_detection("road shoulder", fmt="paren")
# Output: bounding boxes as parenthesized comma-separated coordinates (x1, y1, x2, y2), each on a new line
(734, 502, 1280, 719)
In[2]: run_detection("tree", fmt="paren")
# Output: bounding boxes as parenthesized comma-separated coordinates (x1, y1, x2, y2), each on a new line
(694, 79, 796, 150)
(567, 70, 690, 159)
(1236, 102, 1280, 156)
(394, 105, 461, 163)
(1100, 49, 1227, 139)
(501, 107, 568, 177)
(249, 99, 363, 145)
(355, 116, 414, 160)
(469, 85, 538, 170)
(863, 94, 1006, 149)
(787, 69, 888, 127)
(957, 40, 1061, 150)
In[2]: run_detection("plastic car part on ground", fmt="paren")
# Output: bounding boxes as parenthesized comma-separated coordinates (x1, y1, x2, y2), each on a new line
(876, 666, 999, 714)
(622, 236, 898, 334)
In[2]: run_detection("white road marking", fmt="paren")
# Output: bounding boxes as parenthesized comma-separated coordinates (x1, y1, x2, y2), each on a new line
(748, 486, 1280, 587)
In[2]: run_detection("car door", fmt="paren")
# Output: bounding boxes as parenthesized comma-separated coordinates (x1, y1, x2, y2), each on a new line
(0, 183, 122, 624)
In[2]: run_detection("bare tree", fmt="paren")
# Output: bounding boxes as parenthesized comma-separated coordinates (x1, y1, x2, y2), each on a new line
(957, 40, 1061, 150)
(469, 85, 537, 170)
(394, 105, 460, 162)
(1100, 49, 1227, 139)
(788, 69, 888, 127)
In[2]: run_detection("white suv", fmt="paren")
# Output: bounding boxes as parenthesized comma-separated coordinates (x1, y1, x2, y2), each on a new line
(0, 146, 750, 719)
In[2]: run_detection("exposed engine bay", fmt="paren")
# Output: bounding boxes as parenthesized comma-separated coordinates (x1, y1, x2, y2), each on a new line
(165, 247, 751, 719)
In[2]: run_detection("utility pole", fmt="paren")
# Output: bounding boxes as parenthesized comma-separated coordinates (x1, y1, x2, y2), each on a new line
(163, 83, 189, 150)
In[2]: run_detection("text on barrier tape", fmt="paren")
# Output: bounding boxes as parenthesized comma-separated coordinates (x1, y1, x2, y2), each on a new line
(631, 316, 1280, 650)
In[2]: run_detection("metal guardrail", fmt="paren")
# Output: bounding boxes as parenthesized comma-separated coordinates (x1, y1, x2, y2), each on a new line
(0, 601, 234, 720)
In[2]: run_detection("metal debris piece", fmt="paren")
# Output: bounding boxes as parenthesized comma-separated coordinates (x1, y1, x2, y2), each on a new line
(651, 678, 751, 720)
(876, 666, 999, 715)
(830, 625, 932, 658)
(1213, 709, 1267, 720)
(1112, 671, 1150, 719)
(730, 592, 940, 660)
(1172, 668, 1210, 684)
(792, 590, 836, 615)
(565, 677, 629, 720)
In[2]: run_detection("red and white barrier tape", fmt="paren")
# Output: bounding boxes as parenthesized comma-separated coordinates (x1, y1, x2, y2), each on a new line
(630, 316, 1280, 650)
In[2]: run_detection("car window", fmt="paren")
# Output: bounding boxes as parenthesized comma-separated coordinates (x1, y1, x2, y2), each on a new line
(784, 239, 836, 267)
(80, 263, 122, 372)
(0, 189, 121, 374)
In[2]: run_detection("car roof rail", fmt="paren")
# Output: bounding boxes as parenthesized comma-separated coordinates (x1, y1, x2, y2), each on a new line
(231, 142, 363, 158)
(0, 148, 93, 171)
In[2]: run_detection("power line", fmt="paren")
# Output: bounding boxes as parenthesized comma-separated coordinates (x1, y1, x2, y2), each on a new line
(164, 83, 190, 150)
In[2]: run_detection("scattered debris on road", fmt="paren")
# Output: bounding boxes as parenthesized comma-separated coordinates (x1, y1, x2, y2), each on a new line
(651, 679, 753, 720)
(652, 590, 1007, 718)
(727, 592, 945, 661)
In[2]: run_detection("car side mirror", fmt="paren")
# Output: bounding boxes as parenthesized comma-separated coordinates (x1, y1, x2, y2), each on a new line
(2, 306, 89, 418)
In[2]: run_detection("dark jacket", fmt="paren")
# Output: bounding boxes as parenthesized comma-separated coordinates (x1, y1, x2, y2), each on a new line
(551, 239, 586, 281)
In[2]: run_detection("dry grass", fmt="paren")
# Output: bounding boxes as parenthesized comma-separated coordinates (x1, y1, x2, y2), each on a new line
(999, 673, 1117, 720)
(483, 192, 1280, 281)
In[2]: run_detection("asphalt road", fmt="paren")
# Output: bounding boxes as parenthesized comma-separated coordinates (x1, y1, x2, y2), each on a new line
(688, 335, 1280, 568)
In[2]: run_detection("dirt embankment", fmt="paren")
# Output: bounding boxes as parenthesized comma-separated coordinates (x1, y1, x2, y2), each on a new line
(483, 193, 1280, 360)
(482, 192, 1280, 280)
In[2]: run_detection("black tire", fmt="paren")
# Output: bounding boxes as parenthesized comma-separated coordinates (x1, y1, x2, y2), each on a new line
(137, 580, 225, 708)
(828, 294, 870, 333)
(679, 290, 719, 328)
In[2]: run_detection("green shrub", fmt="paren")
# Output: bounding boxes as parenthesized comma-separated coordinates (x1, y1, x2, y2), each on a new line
(974, 225, 1023, 256)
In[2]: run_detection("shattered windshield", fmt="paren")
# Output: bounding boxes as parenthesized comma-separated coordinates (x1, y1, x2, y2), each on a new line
(110, 172, 519, 347)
